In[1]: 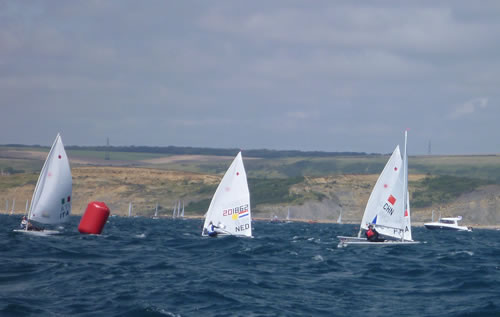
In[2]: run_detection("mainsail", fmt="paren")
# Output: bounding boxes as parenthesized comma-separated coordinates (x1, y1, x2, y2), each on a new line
(358, 131, 412, 241)
(202, 152, 251, 237)
(29, 133, 72, 225)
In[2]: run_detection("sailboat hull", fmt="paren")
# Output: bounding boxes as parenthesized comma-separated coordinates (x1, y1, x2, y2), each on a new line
(202, 232, 253, 238)
(13, 229, 60, 236)
(337, 235, 420, 247)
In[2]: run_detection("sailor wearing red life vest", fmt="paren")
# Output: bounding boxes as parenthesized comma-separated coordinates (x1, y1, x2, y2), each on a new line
(365, 224, 384, 242)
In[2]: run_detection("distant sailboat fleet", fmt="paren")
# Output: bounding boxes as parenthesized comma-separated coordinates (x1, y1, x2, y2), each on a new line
(172, 200, 185, 219)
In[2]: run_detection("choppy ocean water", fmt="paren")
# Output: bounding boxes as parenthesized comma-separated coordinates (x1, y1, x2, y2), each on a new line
(1, 214, 499, 317)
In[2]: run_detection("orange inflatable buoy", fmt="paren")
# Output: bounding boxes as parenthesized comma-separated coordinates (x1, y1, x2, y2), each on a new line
(78, 201, 110, 234)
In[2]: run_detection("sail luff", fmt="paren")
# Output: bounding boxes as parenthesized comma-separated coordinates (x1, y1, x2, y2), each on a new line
(29, 134, 59, 217)
(402, 130, 413, 241)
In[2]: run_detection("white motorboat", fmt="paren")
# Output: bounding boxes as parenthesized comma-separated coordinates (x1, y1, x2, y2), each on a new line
(424, 216, 472, 231)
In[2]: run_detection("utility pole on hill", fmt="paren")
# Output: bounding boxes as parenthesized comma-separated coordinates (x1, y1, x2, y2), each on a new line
(105, 137, 110, 160)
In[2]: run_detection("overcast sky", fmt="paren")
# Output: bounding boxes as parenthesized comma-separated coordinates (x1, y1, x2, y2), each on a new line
(1, 1, 499, 154)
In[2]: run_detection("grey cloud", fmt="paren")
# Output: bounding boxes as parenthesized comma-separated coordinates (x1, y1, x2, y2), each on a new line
(447, 98, 489, 120)
(0, 1, 499, 154)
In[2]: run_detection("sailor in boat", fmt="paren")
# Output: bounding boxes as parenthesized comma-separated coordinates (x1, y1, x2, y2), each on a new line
(20, 216, 43, 231)
(20, 216, 28, 229)
(205, 221, 219, 237)
(365, 224, 384, 242)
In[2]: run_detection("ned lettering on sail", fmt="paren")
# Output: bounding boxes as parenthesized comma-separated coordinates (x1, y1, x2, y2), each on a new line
(235, 223, 250, 232)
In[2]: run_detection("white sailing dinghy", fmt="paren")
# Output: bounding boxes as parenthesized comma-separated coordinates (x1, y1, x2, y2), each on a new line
(13, 134, 72, 235)
(202, 152, 252, 237)
(152, 203, 159, 219)
(10, 198, 15, 215)
(286, 207, 292, 223)
(337, 131, 418, 247)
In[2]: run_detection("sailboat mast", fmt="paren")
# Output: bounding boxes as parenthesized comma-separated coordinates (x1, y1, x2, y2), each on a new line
(402, 130, 408, 241)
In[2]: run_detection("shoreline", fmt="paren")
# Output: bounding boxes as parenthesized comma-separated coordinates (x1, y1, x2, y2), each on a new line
(3, 212, 499, 229)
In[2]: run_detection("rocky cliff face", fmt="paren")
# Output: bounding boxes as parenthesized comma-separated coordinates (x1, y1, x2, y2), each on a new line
(254, 175, 500, 226)
(422, 184, 500, 226)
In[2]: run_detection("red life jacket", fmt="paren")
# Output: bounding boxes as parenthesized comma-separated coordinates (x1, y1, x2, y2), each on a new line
(366, 229, 374, 238)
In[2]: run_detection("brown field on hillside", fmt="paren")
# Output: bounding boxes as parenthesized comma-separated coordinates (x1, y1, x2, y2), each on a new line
(1, 164, 499, 226)
(0, 166, 220, 216)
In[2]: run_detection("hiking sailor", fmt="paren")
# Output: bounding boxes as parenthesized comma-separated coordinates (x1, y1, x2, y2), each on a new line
(205, 221, 219, 237)
(365, 224, 384, 242)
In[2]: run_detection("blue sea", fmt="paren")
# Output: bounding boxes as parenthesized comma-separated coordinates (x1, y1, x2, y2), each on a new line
(1, 214, 499, 317)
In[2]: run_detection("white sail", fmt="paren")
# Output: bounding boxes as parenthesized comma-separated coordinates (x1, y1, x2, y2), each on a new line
(29, 133, 72, 225)
(25, 199, 29, 215)
(202, 152, 251, 237)
(10, 198, 15, 215)
(286, 207, 290, 221)
(358, 131, 413, 241)
(402, 130, 412, 240)
(128, 202, 132, 217)
(359, 146, 403, 237)
(177, 200, 181, 218)
(154, 203, 158, 217)
(337, 209, 342, 224)
(404, 191, 412, 240)
(181, 200, 184, 218)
